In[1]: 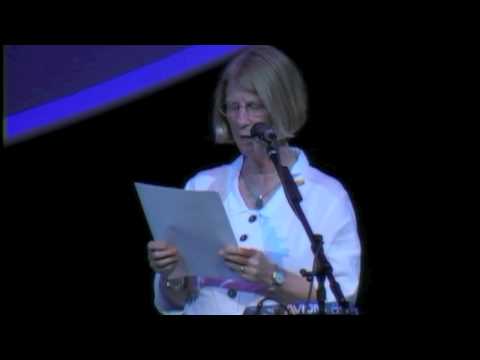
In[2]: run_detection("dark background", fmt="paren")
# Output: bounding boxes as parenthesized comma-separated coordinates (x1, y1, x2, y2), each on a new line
(3, 40, 409, 324)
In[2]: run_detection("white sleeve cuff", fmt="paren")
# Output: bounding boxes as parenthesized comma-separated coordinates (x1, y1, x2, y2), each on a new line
(153, 273, 185, 315)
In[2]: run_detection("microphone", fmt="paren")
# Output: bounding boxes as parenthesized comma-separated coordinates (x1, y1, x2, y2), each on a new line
(250, 123, 277, 143)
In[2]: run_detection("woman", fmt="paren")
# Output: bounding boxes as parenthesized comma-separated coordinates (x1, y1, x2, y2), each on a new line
(147, 45, 361, 315)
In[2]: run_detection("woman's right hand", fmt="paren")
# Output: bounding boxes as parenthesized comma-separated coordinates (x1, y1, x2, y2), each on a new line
(147, 240, 182, 276)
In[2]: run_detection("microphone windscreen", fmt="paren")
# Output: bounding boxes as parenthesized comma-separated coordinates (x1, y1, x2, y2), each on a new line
(250, 122, 271, 139)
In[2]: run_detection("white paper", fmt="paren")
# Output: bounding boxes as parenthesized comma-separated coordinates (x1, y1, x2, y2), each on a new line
(134, 182, 241, 279)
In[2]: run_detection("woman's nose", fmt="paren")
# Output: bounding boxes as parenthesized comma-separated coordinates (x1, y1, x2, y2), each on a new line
(236, 106, 251, 125)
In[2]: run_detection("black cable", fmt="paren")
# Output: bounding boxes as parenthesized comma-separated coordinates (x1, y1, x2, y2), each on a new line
(255, 296, 291, 315)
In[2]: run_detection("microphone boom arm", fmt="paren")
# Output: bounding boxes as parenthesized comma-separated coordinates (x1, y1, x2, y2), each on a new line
(265, 140, 351, 314)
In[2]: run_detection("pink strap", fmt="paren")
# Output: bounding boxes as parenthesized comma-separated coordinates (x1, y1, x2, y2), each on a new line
(198, 277, 267, 293)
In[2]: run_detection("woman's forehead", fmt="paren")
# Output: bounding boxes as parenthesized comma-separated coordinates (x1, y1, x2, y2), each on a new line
(225, 82, 259, 101)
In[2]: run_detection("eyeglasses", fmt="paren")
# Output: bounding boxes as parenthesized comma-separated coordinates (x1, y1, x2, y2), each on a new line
(221, 101, 267, 117)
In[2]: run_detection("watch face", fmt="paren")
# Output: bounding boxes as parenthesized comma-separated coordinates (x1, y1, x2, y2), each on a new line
(274, 270, 285, 285)
(166, 278, 185, 290)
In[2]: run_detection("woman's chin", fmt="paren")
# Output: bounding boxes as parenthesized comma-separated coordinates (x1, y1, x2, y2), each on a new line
(237, 140, 265, 158)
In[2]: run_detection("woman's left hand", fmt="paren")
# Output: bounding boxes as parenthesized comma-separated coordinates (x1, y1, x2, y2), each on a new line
(219, 246, 275, 285)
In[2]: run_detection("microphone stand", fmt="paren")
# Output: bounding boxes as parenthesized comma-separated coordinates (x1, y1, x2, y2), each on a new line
(265, 140, 351, 314)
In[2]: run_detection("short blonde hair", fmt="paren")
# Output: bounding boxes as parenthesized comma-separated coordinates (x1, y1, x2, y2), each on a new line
(212, 45, 308, 144)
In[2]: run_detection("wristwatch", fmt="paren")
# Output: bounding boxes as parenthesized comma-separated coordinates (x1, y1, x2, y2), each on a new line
(271, 266, 286, 289)
(165, 277, 186, 291)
